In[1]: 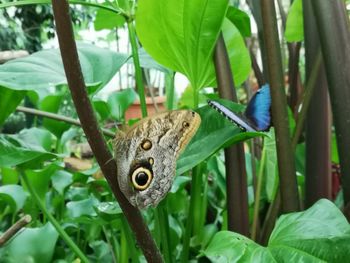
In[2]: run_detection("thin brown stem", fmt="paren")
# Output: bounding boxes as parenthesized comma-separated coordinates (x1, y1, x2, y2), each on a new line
(0, 215, 32, 247)
(16, 106, 115, 138)
(50, 1, 163, 261)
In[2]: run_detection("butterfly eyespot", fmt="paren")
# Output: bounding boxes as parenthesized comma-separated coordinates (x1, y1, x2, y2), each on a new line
(182, 121, 190, 128)
(141, 139, 152, 150)
(131, 167, 153, 190)
(191, 111, 196, 117)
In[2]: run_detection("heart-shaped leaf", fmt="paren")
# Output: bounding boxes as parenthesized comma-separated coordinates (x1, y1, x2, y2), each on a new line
(203, 199, 350, 262)
(177, 103, 263, 175)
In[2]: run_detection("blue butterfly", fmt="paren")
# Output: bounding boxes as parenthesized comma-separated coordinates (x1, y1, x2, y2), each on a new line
(208, 84, 271, 132)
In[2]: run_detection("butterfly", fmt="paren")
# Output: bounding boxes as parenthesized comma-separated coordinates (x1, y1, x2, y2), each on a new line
(113, 110, 201, 208)
(208, 84, 271, 132)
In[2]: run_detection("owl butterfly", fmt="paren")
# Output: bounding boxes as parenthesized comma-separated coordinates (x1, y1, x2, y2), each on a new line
(208, 84, 271, 132)
(114, 110, 201, 209)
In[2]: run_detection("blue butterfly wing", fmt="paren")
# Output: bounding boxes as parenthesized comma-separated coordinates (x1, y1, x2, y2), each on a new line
(208, 100, 256, 132)
(244, 84, 271, 131)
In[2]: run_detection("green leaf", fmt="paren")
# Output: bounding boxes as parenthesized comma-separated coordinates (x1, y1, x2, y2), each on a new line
(136, 48, 171, 74)
(96, 201, 123, 222)
(0, 87, 26, 126)
(107, 88, 137, 121)
(10, 127, 53, 152)
(0, 129, 57, 167)
(39, 92, 71, 138)
(66, 196, 99, 218)
(285, 0, 304, 42)
(0, 43, 129, 94)
(51, 170, 73, 195)
(24, 164, 59, 202)
(0, 185, 27, 213)
(264, 129, 278, 201)
(226, 6, 251, 37)
(93, 99, 110, 121)
(0, 223, 59, 263)
(136, 0, 229, 90)
(94, 8, 126, 30)
(57, 127, 79, 154)
(89, 240, 114, 262)
(1, 167, 19, 185)
(177, 102, 263, 175)
(221, 18, 251, 87)
(204, 199, 350, 262)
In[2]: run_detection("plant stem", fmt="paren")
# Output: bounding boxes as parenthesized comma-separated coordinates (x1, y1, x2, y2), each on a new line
(261, 0, 299, 213)
(0, 215, 32, 247)
(127, 21, 148, 118)
(311, 0, 350, 214)
(16, 106, 115, 138)
(21, 172, 89, 262)
(165, 72, 175, 110)
(51, 2, 163, 261)
(181, 166, 202, 262)
(251, 147, 266, 241)
(291, 52, 322, 150)
(158, 204, 172, 263)
(213, 33, 249, 236)
(0, 0, 129, 19)
(303, 0, 332, 207)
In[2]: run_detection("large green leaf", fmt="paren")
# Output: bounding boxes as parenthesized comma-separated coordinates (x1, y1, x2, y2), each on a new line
(0, 185, 27, 214)
(0, 128, 56, 167)
(0, 43, 129, 93)
(203, 199, 350, 262)
(285, 0, 304, 42)
(0, 223, 58, 263)
(0, 87, 26, 126)
(177, 102, 263, 175)
(136, 0, 229, 90)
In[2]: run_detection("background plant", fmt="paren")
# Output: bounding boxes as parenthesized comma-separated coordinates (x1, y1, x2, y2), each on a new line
(0, 0, 349, 262)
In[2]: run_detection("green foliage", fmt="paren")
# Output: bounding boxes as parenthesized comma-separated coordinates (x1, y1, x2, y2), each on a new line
(0, 43, 128, 92)
(285, 0, 304, 42)
(226, 6, 251, 37)
(0, 1, 346, 262)
(204, 200, 350, 262)
(177, 102, 263, 175)
(0, 87, 26, 127)
(107, 88, 137, 121)
(94, 7, 125, 30)
(0, 185, 27, 214)
(136, 0, 228, 90)
(0, 129, 56, 167)
(0, 223, 59, 263)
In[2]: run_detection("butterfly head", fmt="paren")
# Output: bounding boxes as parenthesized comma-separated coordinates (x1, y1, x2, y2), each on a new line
(114, 110, 201, 208)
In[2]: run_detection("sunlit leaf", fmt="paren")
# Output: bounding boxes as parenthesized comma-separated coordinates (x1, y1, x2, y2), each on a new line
(136, 0, 229, 90)
(285, 0, 304, 42)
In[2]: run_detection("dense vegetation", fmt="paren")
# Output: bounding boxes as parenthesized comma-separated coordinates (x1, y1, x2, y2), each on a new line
(0, 0, 350, 262)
